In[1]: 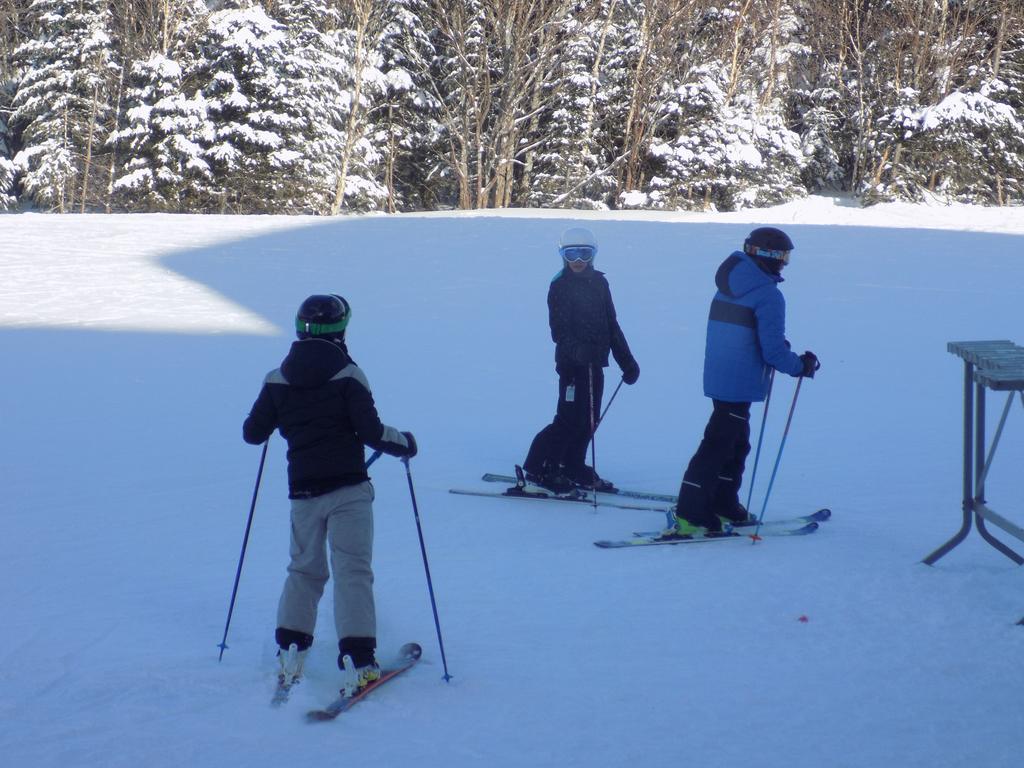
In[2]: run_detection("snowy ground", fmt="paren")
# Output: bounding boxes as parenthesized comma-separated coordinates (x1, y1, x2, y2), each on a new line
(2, 197, 1023, 767)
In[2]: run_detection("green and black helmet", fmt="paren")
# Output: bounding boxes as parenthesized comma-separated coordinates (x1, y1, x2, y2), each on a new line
(295, 294, 351, 341)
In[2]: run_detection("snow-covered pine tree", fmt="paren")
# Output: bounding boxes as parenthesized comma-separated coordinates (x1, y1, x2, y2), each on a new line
(528, 3, 619, 210)
(989, 15, 1024, 203)
(602, 0, 679, 207)
(189, 5, 305, 213)
(374, 0, 441, 211)
(996, 22, 1024, 116)
(273, 0, 352, 213)
(1, 80, 16, 210)
(327, 0, 389, 213)
(11, 0, 117, 212)
(857, 81, 930, 204)
(738, 0, 807, 206)
(632, 1, 804, 211)
(709, 0, 805, 209)
(903, 87, 1024, 204)
(110, 53, 212, 211)
(639, 67, 736, 210)
(787, 2, 850, 193)
(421, 0, 492, 208)
(101, 0, 209, 213)
(793, 77, 846, 193)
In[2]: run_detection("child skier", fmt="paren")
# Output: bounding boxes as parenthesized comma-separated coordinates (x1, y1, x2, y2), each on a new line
(243, 294, 417, 697)
(520, 227, 640, 495)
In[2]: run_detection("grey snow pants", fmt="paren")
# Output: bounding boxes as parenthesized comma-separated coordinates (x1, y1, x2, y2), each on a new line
(276, 481, 376, 642)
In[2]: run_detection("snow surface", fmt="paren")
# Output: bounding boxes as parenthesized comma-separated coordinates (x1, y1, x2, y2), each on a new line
(2, 197, 1024, 767)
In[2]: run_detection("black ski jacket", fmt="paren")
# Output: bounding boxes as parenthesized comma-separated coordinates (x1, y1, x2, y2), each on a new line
(243, 338, 413, 498)
(548, 266, 636, 375)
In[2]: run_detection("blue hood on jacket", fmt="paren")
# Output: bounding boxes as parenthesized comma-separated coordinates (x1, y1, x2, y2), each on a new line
(715, 251, 782, 298)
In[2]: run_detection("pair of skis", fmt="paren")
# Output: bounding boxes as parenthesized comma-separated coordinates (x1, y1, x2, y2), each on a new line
(272, 642, 422, 721)
(596, 507, 830, 547)
(449, 471, 831, 547)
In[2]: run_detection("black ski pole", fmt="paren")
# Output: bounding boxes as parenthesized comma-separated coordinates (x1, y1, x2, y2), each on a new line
(594, 377, 624, 433)
(744, 369, 775, 512)
(401, 457, 452, 682)
(753, 377, 803, 541)
(218, 439, 268, 660)
(588, 364, 598, 510)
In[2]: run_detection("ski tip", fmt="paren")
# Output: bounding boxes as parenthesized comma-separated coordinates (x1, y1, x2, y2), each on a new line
(815, 508, 832, 521)
(399, 642, 423, 660)
(593, 539, 627, 548)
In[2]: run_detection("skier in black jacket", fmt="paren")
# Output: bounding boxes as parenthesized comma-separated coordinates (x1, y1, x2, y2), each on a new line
(243, 294, 416, 699)
(521, 227, 639, 495)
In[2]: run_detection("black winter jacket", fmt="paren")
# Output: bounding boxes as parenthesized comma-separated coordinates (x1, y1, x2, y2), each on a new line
(243, 338, 413, 498)
(548, 266, 636, 374)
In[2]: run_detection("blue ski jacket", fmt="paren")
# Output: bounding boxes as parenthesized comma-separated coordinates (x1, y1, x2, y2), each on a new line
(702, 251, 804, 403)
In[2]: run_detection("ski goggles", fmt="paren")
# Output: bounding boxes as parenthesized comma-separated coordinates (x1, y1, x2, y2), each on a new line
(559, 245, 596, 262)
(750, 246, 791, 264)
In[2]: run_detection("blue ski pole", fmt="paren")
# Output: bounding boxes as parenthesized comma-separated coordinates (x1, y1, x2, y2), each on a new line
(753, 377, 803, 541)
(745, 369, 775, 512)
(218, 439, 268, 660)
(402, 457, 452, 682)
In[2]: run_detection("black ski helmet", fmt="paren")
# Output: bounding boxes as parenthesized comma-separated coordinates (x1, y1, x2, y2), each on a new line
(744, 227, 794, 264)
(295, 294, 351, 340)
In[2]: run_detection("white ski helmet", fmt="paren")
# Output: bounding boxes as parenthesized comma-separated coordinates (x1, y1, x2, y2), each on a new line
(559, 226, 598, 252)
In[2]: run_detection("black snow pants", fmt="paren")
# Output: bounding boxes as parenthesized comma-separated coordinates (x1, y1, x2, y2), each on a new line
(675, 400, 752, 528)
(523, 364, 604, 477)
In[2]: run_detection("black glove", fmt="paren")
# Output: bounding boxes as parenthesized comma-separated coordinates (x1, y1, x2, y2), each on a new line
(621, 360, 640, 385)
(799, 351, 820, 378)
(401, 431, 418, 458)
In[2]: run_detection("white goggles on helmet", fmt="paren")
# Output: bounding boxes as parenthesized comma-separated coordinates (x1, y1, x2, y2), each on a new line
(750, 246, 791, 264)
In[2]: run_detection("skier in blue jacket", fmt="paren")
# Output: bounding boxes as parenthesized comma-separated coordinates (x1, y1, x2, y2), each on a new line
(666, 227, 819, 537)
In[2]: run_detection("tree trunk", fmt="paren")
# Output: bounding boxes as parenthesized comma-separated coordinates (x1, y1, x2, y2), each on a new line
(331, 2, 375, 215)
(726, 0, 754, 99)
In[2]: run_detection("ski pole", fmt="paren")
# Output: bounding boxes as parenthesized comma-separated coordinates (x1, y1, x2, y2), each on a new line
(366, 449, 383, 469)
(744, 369, 775, 512)
(594, 378, 625, 433)
(218, 439, 268, 660)
(588, 365, 598, 510)
(401, 457, 452, 682)
(753, 377, 803, 541)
